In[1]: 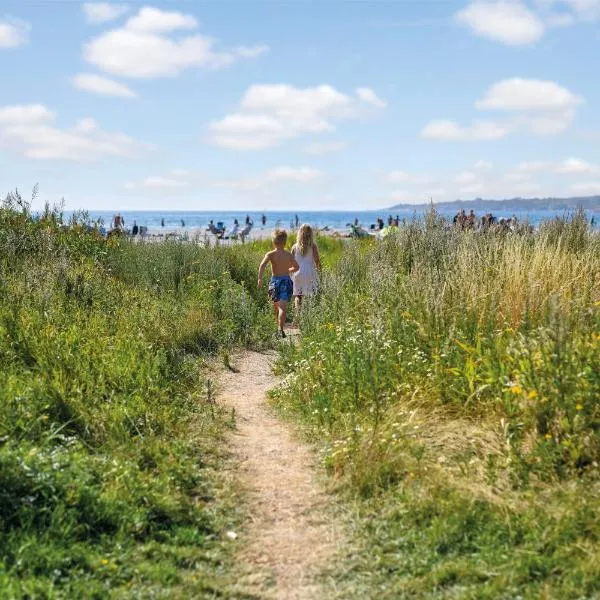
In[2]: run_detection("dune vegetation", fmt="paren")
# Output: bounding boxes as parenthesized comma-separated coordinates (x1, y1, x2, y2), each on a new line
(2, 191, 599, 599)
(273, 211, 600, 598)
(0, 192, 273, 598)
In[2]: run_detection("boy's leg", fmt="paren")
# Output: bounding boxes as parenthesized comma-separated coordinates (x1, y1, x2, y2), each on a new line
(273, 301, 279, 323)
(278, 300, 288, 332)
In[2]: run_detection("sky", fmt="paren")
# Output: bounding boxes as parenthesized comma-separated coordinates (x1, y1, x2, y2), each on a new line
(1, 0, 600, 211)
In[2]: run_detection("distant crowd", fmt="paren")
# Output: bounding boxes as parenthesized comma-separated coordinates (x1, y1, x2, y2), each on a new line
(104, 209, 597, 239)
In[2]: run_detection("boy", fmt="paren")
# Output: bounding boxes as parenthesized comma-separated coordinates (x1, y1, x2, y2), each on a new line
(258, 229, 299, 337)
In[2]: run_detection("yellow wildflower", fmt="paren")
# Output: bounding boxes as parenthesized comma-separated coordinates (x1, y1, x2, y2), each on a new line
(527, 390, 538, 400)
(544, 433, 552, 440)
(101, 559, 109, 565)
(576, 403, 583, 411)
(510, 385, 522, 395)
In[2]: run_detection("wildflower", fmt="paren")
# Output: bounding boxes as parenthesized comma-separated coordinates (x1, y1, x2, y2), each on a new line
(544, 433, 552, 440)
(510, 385, 522, 395)
(527, 390, 538, 400)
(576, 403, 583, 411)
(101, 559, 109, 565)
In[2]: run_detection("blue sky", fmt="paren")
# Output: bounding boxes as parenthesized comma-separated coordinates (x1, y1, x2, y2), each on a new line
(1, 0, 600, 211)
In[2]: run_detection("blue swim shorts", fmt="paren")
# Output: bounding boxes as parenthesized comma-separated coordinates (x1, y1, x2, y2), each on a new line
(268, 275, 293, 303)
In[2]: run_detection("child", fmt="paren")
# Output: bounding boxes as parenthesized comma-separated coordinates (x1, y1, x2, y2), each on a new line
(258, 229, 299, 337)
(291, 224, 320, 326)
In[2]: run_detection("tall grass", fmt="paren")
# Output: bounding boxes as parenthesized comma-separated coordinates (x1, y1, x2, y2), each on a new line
(273, 211, 600, 598)
(0, 194, 272, 597)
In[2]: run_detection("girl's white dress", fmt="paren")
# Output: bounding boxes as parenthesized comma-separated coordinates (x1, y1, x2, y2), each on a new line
(291, 244, 319, 296)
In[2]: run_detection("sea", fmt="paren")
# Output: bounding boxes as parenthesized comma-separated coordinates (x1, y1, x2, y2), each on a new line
(70, 207, 599, 234)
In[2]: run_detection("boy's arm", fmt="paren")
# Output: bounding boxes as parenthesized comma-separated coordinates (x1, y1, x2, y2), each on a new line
(257, 253, 270, 287)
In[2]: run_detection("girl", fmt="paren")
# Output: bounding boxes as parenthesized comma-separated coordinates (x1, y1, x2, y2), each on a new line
(291, 224, 321, 326)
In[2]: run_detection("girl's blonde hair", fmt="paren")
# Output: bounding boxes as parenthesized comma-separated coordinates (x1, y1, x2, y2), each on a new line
(296, 224, 314, 256)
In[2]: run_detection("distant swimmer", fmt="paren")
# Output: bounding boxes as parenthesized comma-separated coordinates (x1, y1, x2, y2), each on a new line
(161, 218, 165, 227)
(261, 213, 267, 227)
(181, 219, 185, 227)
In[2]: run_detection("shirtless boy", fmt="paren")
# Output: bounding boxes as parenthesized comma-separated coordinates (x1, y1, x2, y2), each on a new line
(258, 229, 299, 337)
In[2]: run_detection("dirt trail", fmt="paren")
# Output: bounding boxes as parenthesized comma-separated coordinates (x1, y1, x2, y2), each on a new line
(219, 351, 341, 600)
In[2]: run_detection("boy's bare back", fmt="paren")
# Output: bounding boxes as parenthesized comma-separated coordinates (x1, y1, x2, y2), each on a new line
(266, 248, 297, 277)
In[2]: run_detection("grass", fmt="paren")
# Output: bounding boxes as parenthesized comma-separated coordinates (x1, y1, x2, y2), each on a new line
(4, 193, 599, 598)
(0, 193, 273, 598)
(272, 210, 600, 598)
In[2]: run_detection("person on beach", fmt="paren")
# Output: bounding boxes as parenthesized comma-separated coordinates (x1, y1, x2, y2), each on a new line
(258, 229, 299, 338)
(111, 213, 124, 231)
(291, 224, 320, 327)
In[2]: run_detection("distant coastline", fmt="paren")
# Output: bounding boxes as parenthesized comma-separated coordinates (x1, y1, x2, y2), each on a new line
(389, 195, 600, 212)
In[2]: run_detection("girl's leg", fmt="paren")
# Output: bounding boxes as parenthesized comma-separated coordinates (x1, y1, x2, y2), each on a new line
(292, 296, 302, 327)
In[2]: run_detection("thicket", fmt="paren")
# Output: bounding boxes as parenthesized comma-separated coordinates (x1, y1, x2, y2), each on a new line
(273, 211, 600, 598)
(0, 193, 272, 598)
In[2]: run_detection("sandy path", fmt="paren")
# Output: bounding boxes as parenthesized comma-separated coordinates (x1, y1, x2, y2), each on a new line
(219, 351, 341, 600)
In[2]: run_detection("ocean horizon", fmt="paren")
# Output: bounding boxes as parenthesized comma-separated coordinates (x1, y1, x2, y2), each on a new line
(63, 206, 600, 233)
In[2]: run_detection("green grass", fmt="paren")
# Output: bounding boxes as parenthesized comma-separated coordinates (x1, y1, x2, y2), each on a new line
(0, 195, 272, 598)
(272, 211, 600, 598)
(4, 193, 599, 598)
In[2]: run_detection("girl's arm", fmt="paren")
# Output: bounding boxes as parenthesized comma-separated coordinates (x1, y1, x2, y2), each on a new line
(313, 244, 321, 271)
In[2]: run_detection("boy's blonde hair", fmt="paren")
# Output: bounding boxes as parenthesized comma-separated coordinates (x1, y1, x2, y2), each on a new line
(272, 229, 288, 246)
(296, 224, 314, 256)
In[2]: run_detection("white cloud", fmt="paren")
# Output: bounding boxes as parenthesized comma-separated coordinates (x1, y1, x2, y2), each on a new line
(421, 119, 511, 141)
(516, 159, 552, 172)
(170, 168, 190, 178)
(304, 141, 347, 155)
(455, 171, 479, 184)
(356, 87, 388, 108)
(84, 7, 267, 78)
(458, 182, 486, 196)
(505, 171, 532, 182)
(234, 44, 270, 59)
(455, 1, 545, 45)
(385, 170, 431, 185)
(214, 166, 324, 191)
(556, 157, 599, 174)
(535, 0, 600, 21)
(83, 3, 128, 24)
(70, 73, 137, 98)
(209, 84, 385, 150)
(0, 103, 151, 161)
(474, 159, 493, 170)
(0, 18, 30, 48)
(125, 6, 196, 32)
(389, 191, 411, 202)
(476, 78, 583, 111)
(545, 12, 576, 26)
(124, 169, 195, 191)
(423, 78, 582, 142)
(143, 176, 186, 189)
(571, 181, 600, 194)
